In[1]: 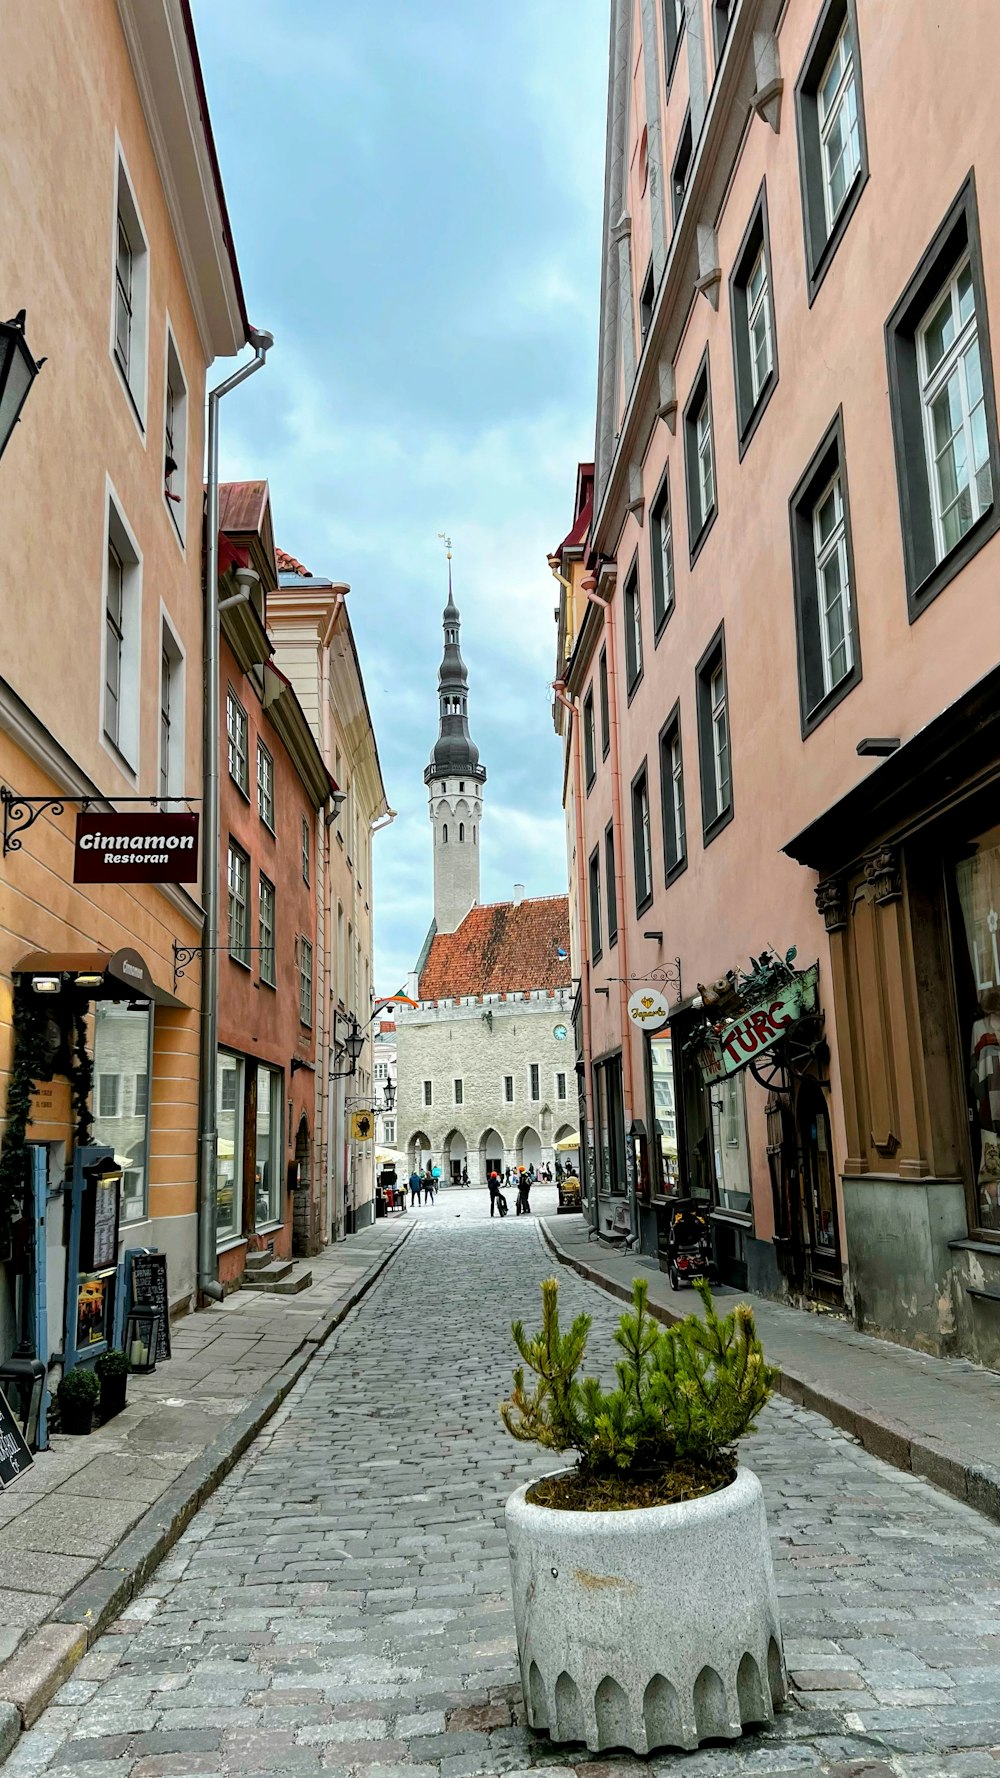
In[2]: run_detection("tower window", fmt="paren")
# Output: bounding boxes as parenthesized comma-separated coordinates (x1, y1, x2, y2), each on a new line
(459, 822, 465, 841)
(459, 781, 465, 791)
(442, 824, 448, 844)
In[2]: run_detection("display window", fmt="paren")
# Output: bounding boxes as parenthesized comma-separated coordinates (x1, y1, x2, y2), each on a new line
(951, 822, 1000, 1233)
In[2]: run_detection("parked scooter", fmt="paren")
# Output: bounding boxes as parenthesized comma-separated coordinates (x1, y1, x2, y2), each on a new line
(665, 1197, 711, 1291)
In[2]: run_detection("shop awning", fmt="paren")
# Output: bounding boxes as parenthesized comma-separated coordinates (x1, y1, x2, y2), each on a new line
(13, 946, 183, 1007)
(554, 1133, 581, 1150)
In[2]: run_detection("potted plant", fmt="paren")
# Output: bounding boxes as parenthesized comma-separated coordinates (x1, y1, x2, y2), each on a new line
(95, 1348, 128, 1421)
(56, 1364, 100, 1436)
(500, 1276, 785, 1755)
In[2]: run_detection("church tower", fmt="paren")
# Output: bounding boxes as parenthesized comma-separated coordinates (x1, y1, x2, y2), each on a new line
(424, 554, 485, 935)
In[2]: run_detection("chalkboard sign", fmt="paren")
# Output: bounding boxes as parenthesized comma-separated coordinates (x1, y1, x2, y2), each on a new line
(129, 1252, 171, 1362)
(80, 1168, 121, 1273)
(0, 1388, 33, 1489)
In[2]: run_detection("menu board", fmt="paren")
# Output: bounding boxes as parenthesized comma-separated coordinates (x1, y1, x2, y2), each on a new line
(80, 1169, 121, 1273)
(0, 1387, 33, 1489)
(129, 1251, 171, 1362)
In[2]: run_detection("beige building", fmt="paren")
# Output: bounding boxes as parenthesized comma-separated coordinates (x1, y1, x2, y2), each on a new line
(270, 552, 391, 1235)
(558, 0, 1000, 1363)
(0, 0, 252, 1359)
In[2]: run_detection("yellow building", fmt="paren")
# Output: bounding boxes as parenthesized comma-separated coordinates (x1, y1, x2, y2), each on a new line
(0, 0, 252, 1356)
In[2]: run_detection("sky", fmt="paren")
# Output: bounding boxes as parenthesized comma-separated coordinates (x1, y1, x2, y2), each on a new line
(194, 0, 609, 992)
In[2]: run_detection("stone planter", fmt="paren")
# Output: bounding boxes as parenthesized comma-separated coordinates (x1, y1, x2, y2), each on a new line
(505, 1465, 785, 1754)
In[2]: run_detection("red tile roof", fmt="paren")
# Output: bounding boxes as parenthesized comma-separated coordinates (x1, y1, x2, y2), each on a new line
(276, 547, 312, 576)
(418, 896, 571, 1001)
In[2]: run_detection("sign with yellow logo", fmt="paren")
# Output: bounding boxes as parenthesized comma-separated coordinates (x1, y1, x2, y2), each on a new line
(351, 1110, 374, 1142)
(626, 987, 670, 1034)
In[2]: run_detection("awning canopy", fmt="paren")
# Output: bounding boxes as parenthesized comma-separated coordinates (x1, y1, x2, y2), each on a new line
(554, 1133, 581, 1150)
(13, 946, 182, 1007)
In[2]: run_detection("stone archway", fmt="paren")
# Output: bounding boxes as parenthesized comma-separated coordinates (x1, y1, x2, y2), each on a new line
(516, 1126, 542, 1170)
(553, 1122, 580, 1180)
(407, 1130, 431, 1175)
(443, 1128, 468, 1184)
(479, 1127, 504, 1186)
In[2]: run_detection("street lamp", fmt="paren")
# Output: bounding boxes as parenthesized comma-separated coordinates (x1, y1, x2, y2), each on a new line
(0, 311, 44, 464)
(331, 1015, 366, 1079)
(383, 1079, 396, 1112)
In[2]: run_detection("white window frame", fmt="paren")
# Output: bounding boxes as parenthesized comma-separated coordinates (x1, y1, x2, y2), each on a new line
(696, 397, 715, 527)
(625, 565, 643, 687)
(227, 688, 249, 794)
(817, 18, 861, 234)
(97, 1074, 121, 1119)
(227, 840, 250, 965)
(216, 1050, 245, 1243)
(259, 875, 276, 986)
(255, 1063, 283, 1229)
(746, 243, 773, 405)
(652, 478, 674, 626)
(110, 139, 149, 432)
(812, 469, 854, 696)
(710, 663, 731, 814)
(257, 740, 274, 828)
(917, 256, 992, 564)
(158, 611, 185, 803)
(299, 937, 314, 1027)
(101, 484, 142, 776)
(636, 773, 653, 904)
(162, 320, 188, 544)
(670, 729, 686, 864)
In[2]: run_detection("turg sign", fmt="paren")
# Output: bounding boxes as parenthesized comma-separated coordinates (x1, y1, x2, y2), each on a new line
(74, 812, 200, 884)
(697, 964, 819, 1083)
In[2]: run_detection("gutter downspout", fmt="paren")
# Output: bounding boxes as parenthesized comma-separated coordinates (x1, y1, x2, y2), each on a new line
(553, 679, 597, 1231)
(198, 328, 272, 1304)
(585, 576, 638, 1246)
(319, 596, 346, 1242)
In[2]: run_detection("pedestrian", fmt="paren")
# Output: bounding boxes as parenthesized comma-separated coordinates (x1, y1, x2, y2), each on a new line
(488, 1171, 500, 1218)
(424, 1167, 436, 1205)
(461, 1165, 469, 1188)
(518, 1169, 532, 1215)
(409, 1169, 421, 1206)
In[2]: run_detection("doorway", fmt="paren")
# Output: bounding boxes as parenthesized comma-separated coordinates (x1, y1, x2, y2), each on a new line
(796, 1080, 843, 1300)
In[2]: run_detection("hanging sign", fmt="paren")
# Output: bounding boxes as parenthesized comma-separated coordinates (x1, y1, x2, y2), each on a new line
(697, 964, 819, 1083)
(627, 987, 671, 1034)
(0, 1390, 33, 1489)
(351, 1110, 374, 1142)
(74, 812, 199, 884)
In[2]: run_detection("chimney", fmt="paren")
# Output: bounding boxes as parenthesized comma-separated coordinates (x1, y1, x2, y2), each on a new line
(513, 883, 524, 906)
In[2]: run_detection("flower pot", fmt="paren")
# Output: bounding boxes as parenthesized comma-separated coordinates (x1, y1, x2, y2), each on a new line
(59, 1398, 94, 1436)
(505, 1465, 786, 1755)
(99, 1374, 128, 1422)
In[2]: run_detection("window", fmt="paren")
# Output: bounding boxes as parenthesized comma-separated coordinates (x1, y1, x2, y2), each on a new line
(683, 351, 717, 563)
(93, 1001, 153, 1225)
(794, 0, 868, 303)
(301, 815, 311, 885)
(598, 647, 610, 758)
(504, 1074, 514, 1103)
(713, 0, 733, 61)
(227, 689, 249, 794)
(255, 1064, 283, 1228)
(459, 822, 465, 841)
(589, 847, 603, 960)
(789, 410, 862, 731)
(729, 184, 778, 453)
(659, 704, 687, 883)
(640, 259, 655, 342)
(647, 1036, 678, 1193)
(622, 556, 643, 695)
(886, 176, 999, 617)
(442, 824, 448, 844)
(583, 689, 597, 788)
(594, 1054, 626, 1195)
(103, 495, 141, 770)
(454, 1079, 464, 1105)
(671, 109, 693, 226)
(112, 147, 149, 423)
(227, 841, 250, 964)
(557, 1072, 567, 1101)
(216, 1051, 244, 1241)
(530, 1064, 540, 1102)
(631, 763, 653, 913)
(163, 327, 188, 541)
(423, 1080, 433, 1107)
(383, 1118, 395, 1146)
(159, 621, 184, 802)
(257, 742, 274, 828)
(299, 937, 313, 1026)
(696, 628, 733, 841)
(258, 875, 276, 986)
(374, 1061, 387, 1082)
(605, 822, 618, 947)
(650, 467, 675, 635)
(663, 0, 685, 84)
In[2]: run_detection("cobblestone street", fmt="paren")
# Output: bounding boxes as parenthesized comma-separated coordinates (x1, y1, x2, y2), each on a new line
(10, 1193, 1000, 1778)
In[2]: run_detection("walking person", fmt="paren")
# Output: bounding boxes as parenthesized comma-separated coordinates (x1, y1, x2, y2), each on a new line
(409, 1169, 421, 1206)
(518, 1169, 532, 1215)
(488, 1171, 500, 1218)
(424, 1165, 436, 1206)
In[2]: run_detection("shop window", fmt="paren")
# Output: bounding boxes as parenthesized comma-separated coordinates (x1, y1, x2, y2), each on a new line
(729, 183, 778, 455)
(605, 821, 618, 946)
(631, 760, 653, 914)
(589, 846, 603, 961)
(658, 702, 687, 884)
(598, 646, 610, 758)
(650, 465, 675, 636)
(646, 1034, 678, 1193)
(885, 174, 999, 619)
(255, 1063, 283, 1228)
(594, 1054, 626, 1195)
(227, 839, 250, 965)
(709, 1075, 752, 1215)
(696, 626, 733, 842)
(789, 409, 862, 732)
(583, 688, 597, 789)
(951, 821, 1000, 1234)
(226, 688, 249, 794)
(216, 1051, 244, 1241)
(794, 0, 868, 303)
(257, 741, 274, 828)
(683, 349, 717, 564)
(623, 555, 643, 696)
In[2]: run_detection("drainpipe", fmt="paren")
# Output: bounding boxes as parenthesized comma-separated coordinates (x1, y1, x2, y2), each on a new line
(584, 571, 638, 1245)
(197, 327, 273, 1304)
(552, 678, 597, 1230)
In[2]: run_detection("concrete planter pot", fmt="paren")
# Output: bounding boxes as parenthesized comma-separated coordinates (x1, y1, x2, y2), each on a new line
(505, 1465, 785, 1754)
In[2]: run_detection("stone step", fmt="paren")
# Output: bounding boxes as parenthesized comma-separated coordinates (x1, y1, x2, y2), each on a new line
(271, 1269, 313, 1295)
(240, 1259, 294, 1290)
(245, 1248, 275, 1273)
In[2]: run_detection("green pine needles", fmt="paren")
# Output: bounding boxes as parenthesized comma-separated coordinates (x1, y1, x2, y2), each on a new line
(501, 1276, 778, 1507)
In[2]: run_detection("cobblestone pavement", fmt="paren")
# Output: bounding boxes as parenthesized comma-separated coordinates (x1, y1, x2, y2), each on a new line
(10, 1189, 1000, 1778)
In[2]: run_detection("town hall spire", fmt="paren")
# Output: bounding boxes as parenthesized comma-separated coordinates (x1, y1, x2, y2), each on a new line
(424, 541, 485, 934)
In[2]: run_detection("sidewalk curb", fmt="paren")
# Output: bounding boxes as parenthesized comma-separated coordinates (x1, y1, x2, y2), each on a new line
(540, 1220, 1000, 1530)
(0, 1222, 412, 1747)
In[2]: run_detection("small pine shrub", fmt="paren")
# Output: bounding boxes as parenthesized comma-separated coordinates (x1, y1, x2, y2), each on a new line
(501, 1276, 777, 1499)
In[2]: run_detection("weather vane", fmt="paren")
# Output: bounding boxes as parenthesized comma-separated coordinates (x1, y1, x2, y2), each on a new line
(437, 531, 453, 560)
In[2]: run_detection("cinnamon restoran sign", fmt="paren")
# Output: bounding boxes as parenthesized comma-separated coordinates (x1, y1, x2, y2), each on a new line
(74, 812, 199, 884)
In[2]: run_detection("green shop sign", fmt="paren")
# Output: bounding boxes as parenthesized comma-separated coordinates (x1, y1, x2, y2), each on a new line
(698, 964, 819, 1084)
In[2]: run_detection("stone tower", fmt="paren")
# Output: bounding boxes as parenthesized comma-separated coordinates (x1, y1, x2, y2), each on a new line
(424, 559, 485, 935)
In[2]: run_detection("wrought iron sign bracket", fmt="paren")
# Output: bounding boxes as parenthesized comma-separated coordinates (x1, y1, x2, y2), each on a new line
(172, 940, 268, 991)
(611, 959, 683, 998)
(2, 787, 201, 860)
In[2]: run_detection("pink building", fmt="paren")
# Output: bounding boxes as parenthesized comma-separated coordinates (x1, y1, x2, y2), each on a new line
(556, 0, 1000, 1363)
